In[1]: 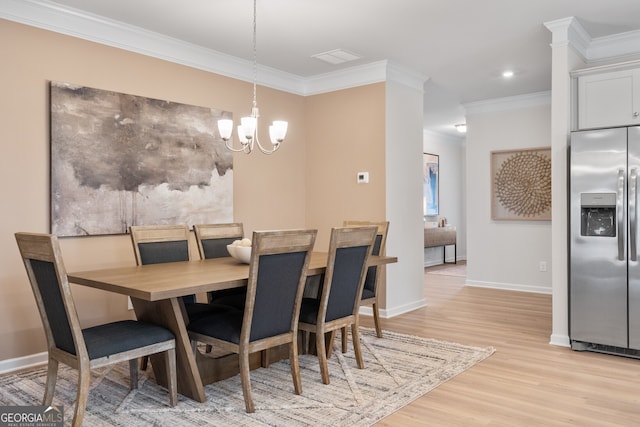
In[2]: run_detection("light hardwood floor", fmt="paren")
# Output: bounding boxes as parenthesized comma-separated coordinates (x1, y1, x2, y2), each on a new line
(359, 262, 640, 426)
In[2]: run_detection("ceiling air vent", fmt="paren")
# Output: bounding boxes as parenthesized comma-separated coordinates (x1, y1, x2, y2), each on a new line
(311, 49, 362, 65)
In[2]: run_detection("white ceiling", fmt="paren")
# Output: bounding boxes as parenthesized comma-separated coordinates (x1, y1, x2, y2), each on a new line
(8, 0, 640, 138)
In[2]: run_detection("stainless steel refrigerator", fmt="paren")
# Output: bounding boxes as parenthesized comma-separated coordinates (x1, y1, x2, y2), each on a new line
(570, 126, 640, 354)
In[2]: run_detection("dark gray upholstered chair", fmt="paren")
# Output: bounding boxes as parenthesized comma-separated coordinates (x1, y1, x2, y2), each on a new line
(342, 220, 389, 342)
(298, 226, 377, 384)
(193, 223, 246, 309)
(130, 224, 232, 321)
(15, 232, 177, 427)
(130, 224, 232, 369)
(187, 229, 317, 413)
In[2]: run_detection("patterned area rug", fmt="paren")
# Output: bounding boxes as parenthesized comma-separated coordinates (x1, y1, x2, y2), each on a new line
(426, 264, 467, 277)
(0, 329, 493, 426)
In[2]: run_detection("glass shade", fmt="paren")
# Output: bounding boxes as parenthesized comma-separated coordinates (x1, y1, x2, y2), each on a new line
(270, 121, 288, 143)
(237, 125, 249, 144)
(217, 119, 233, 140)
(240, 116, 257, 140)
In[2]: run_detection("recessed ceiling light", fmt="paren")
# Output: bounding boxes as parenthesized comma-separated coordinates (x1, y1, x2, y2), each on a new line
(502, 70, 514, 78)
(454, 123, 467, 133)
(312, 49, 362, 65)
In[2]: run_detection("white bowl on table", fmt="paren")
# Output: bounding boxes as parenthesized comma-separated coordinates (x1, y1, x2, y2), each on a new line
(227, 244, 252, 264)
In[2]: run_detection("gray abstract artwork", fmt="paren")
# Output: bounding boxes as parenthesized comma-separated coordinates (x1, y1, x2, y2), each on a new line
(50, 81, 233, 237)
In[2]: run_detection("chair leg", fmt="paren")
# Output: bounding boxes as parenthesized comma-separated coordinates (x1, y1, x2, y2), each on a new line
(298, 330, 308, 355)
(129, 359, 139, 390)
(140, 355, 149, 371)
(261, 349, 270, 368)
(289, 340, 302, 395)
(43, 357, 58, 406)
(308, 332, 317, 355)
(372, 302, 383, 338)
(72, 367, 91, 427)
(351, 322, 365, 369)
(239, 348, 254, 413)
(341, 327, 348, 353)
(315, 328, 330, 385)
(325, 330, 336, 359)
(165, 348, 177, 407)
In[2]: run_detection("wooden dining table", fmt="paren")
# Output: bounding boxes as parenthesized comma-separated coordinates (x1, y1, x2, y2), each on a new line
(68, 252, 397, 403)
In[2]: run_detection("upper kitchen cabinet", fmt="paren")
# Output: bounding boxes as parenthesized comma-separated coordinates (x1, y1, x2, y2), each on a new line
(577, 66, 640, 130)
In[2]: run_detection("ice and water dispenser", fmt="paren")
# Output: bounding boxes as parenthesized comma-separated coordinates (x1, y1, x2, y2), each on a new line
(580, 193, 616, 237)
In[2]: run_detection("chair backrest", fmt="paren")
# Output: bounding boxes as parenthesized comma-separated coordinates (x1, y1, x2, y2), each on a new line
(15, 232, 86, 360)
(129, 225, 191, 266)
(130, 225, 195, 303)
(343, 220, 389, 293)
(319, 227, 377, 322)
(193, 223, 244, 260)
(242, 229, 317, 343)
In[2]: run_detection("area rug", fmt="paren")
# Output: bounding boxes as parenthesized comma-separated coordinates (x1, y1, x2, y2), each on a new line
(0, 329, 494, 426)
(426, 264, 467, 277)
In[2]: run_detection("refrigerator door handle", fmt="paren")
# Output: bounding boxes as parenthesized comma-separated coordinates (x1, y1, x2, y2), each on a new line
(618, 168, 625, 261)
(631, 168, 638, 262)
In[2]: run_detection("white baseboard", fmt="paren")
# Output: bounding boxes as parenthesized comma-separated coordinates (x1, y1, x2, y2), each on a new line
(359, 298, 427, 319)
(549, 334, 571, 347)
(0, 351, 47, 375)
(423, 256, 466, 268)
(465, 279, 552, 295)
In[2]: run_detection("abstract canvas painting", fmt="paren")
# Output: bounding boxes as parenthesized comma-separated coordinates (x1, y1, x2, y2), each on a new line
(423, 153, 439, 216)
(50, 81, 234, 237)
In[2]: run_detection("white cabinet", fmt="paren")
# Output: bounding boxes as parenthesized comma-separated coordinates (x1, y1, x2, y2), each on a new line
(577, 68, 640, 129)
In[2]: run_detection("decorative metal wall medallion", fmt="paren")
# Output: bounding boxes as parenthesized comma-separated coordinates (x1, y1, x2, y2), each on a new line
(491, 147, 551, 221)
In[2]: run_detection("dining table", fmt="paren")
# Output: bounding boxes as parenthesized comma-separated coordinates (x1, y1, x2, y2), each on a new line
(67, 251, 397, 403)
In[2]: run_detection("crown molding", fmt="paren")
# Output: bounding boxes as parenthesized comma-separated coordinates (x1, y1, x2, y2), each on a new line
(544, 17, 590, 60)
(463, 91, 551, 115)
(588, 29, 640, 62)
(304, 60, 428, 95)
(386, 61, 429, 92)
(544, 16, 640, 63)
(570, 58, 640, 77)
(303, 61, 388, 95)
(0, 0, 426, 96)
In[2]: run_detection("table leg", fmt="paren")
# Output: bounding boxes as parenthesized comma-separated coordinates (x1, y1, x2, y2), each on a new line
(130, 297, 206, 403)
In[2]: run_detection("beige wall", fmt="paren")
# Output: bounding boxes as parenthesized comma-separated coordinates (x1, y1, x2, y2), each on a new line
(0, 19, 388, 362)
(304, 85, 386, 250)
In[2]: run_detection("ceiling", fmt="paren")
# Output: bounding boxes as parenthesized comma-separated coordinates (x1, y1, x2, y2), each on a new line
(14, 0, 640, 138)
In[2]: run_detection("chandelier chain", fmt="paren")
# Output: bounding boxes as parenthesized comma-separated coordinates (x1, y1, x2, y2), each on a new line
(217, 0, 287, 155)
(252, 0, 257, 110)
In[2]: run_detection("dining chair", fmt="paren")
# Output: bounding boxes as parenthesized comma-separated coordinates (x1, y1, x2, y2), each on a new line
(298, 226, 377, 385)
(130, 224, 232, 369)
(130, 224, 232, 319)
(193, 223, 246, 309)
(15, 232, 177, 427)
(342, 220, 389, 341)
(187, 228, 317, 413)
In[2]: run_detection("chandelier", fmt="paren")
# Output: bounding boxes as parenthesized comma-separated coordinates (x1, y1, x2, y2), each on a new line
(217, 0, 288, 155)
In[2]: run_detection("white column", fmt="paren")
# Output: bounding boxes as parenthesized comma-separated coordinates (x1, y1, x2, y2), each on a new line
(544, 17, 588, 346)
